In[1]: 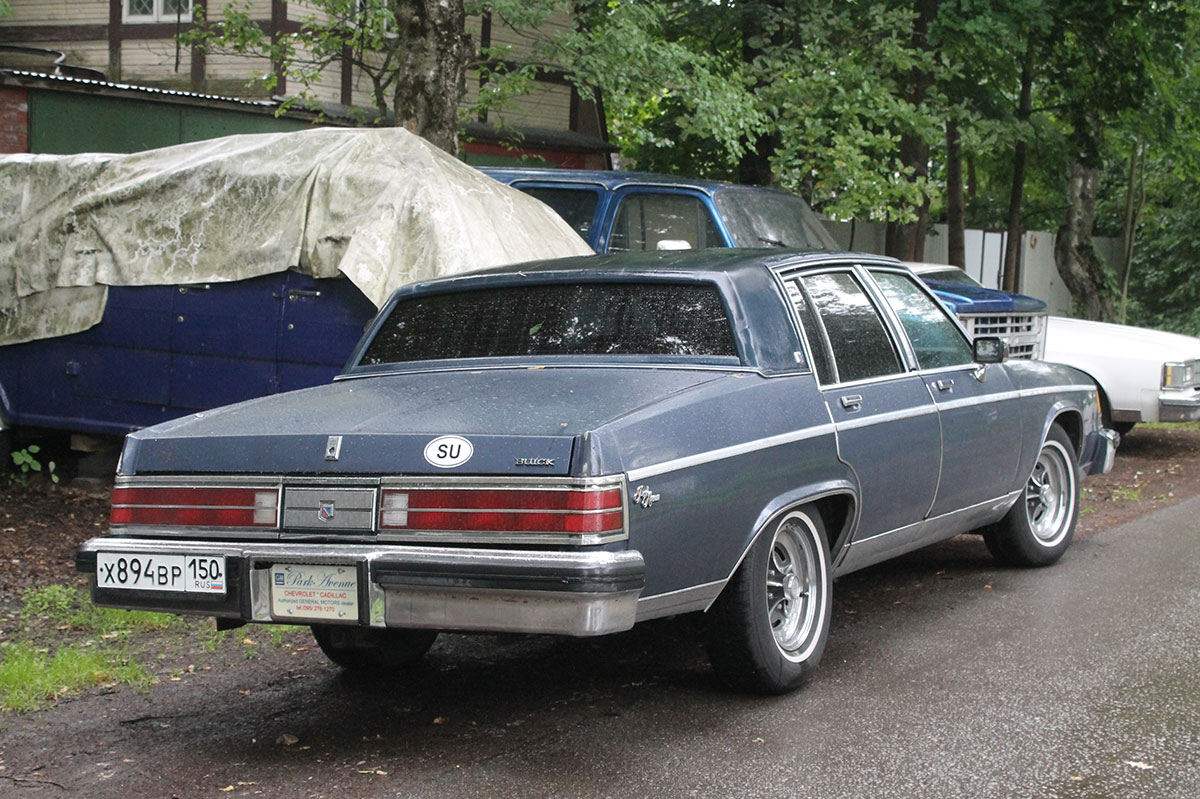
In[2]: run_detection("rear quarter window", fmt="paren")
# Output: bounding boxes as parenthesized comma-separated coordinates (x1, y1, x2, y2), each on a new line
(361, 282, 740, 365)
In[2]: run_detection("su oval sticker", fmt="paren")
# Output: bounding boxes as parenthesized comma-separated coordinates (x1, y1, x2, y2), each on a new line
(424, 435, 474, 468)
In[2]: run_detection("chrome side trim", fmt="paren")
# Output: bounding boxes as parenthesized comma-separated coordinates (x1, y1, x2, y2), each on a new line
(117, 474, 628, 490)
(376, 529, 627, 546)
(108, 525, 281, 541)
(834, 403, 938, 432)
(624, 423, 836, 482)
(849, 490, 1020, 547)
(378, 475, 626, 490)
(929, 384, 1096, 412)
(834, 489, 1021, 576)
(1018, 384, 1096, 397)
(846, 517, 924, 547)
(635, 581, 724, 621)
(115, 475, 284, 488)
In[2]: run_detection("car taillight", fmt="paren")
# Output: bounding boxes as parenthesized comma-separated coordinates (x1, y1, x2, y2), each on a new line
(111, 486, 279, 528)
(379, 487, 624, 535)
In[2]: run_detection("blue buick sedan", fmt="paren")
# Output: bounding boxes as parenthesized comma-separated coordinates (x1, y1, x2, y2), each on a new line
(77, 250, 1117, 693)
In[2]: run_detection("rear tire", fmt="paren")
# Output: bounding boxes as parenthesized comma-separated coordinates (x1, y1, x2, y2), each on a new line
(984, 423, 1079, 567)
(311, 625, 437, 671)
(705, 507, 831, 694)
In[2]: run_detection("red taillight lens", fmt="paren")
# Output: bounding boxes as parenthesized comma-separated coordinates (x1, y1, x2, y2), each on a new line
(111, 486, 279, 528)
(379, 487, 624, 535)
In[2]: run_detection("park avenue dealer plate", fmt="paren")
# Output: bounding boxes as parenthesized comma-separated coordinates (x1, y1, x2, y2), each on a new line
(269, 563, 359, 622)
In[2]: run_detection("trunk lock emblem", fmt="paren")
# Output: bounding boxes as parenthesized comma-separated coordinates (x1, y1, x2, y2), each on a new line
(325, 435, 343, 461)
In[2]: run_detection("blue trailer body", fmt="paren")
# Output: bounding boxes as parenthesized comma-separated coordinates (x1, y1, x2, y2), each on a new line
(0, 272, 375, 436)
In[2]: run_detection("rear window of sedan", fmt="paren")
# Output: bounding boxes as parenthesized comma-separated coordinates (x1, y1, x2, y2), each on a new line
(360, 282, 740, 365)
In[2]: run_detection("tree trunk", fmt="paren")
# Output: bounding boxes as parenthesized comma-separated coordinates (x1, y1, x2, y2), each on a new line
(1055, 161, 1114, 321)
(884, 0, 938, 262)
(1002, 37, 1035, 293)
(1118, 143, 1146, 323)
(391, 0, 470, 155)
(945, 119, 965, 268)
(884, 131, 930, 261)
(736, 1, 783, 186)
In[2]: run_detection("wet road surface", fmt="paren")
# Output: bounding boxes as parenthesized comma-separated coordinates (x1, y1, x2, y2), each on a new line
(2, 496, 1197, 797)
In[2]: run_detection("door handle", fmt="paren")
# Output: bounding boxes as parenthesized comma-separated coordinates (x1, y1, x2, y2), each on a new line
(935, 379, 954, 392)
(288, 289, 322, 301)
(839, 394, 863, 411)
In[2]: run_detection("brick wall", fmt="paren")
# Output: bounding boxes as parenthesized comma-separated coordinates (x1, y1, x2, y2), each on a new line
(0, 87, 30, 153)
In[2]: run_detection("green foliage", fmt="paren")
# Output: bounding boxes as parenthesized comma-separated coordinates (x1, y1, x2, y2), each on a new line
(184, 0, 559, 144)
(10, 444, 58, 484)
(0, 641, 150, 713)
(20, 585, 177, 636)
(181, 0, 1200, 317)
(2, 586, 168, 713)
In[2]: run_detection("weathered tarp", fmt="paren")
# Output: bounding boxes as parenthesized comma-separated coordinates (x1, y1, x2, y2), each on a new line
(0, 127, 592, 345)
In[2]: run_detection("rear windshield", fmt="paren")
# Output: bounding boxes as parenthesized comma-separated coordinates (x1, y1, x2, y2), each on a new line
(715, 188, 837, 250)
(360, 282, 740, 365)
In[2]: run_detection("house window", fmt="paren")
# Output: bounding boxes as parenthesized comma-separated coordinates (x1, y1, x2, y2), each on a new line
(125, 0, 193, 23)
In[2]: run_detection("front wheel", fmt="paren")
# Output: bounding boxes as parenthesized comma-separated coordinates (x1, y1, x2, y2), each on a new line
(984, 423, 1080, 567)
(705, 507, 832, 694)
(311, 625, 438, 672)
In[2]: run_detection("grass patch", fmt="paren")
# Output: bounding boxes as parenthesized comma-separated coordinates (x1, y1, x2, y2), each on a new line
(0, 641, 149, 712)
(1110, 486, 1142, 501)
(20, 584, 177, 636)
(0, 585, 175, 713)
(1141, 421, 1200, 432)
(3, 586, 309, 714)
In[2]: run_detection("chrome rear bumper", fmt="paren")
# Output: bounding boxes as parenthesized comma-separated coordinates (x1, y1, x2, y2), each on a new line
(76, 538, 645, 637)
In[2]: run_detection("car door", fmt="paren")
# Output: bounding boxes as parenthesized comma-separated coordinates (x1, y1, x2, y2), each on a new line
(783, 267, 942, 572)
(277, 271, 378, 393)
(869, 268, 1024, 519)
(170, 272, 287, 410)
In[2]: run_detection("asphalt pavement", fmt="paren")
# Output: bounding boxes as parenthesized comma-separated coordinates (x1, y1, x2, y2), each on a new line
(2, 495, 1197, 798)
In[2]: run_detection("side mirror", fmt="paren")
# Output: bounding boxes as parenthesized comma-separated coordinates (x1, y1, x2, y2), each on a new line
(973, 336, 1008, 364)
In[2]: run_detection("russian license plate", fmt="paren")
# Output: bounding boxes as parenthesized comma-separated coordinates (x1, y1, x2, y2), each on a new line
(96, 552, 226, 594)
(269, 563, 359, 622)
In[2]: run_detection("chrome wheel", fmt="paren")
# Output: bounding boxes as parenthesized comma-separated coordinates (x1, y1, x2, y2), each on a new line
(705, 506, 832, 693)
(765, 515, 823, 660)
(984, 424, 1079, 568)
(1025, 439, 1075, 547)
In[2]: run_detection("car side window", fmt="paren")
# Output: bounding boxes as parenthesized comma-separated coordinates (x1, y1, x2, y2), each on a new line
(784, 279, 835, 384)
(609, 193, 724, 252)
(871, 271, 974, 370)
(515, 186, 601, 241)
(800, 272, 903, 384)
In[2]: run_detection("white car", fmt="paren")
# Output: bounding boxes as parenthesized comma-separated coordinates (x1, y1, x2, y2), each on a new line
(1044, 317, 1200, 434)
(912, 264, 1200, 435)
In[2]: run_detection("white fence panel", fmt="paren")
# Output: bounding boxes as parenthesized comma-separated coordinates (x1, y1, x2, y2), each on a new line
(819, 219, 1120, 313)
